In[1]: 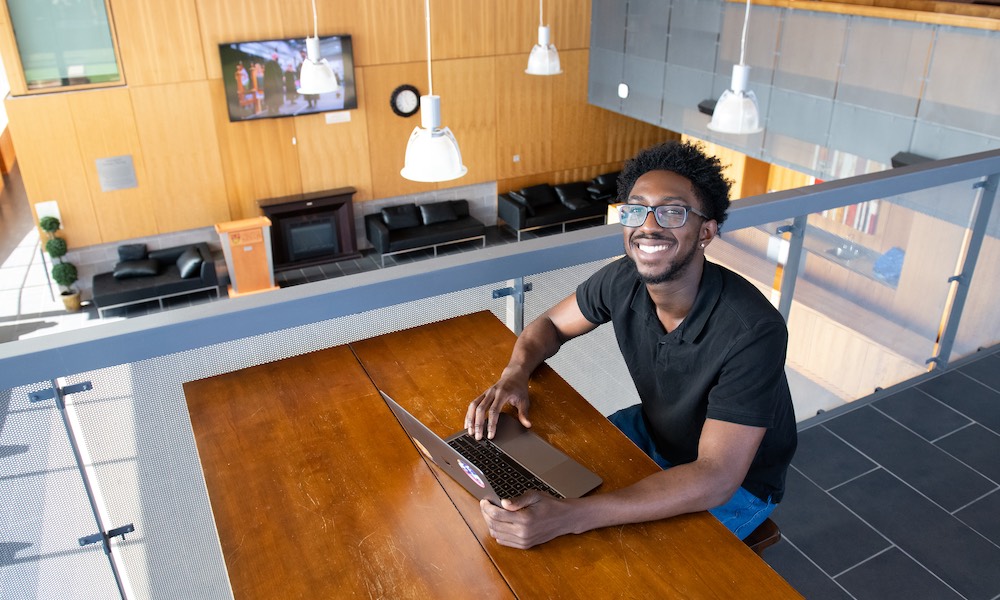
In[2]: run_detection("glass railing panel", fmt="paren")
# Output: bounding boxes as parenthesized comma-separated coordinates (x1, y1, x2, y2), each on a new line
(951, 185, 1000, 360)
(778, 177, 985, 404)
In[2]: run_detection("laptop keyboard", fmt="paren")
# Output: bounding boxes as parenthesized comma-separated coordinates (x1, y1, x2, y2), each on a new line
(448, 435, 562, 499)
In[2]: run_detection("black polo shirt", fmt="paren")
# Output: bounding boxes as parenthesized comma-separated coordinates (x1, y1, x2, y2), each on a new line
(576, 257, 797, 502)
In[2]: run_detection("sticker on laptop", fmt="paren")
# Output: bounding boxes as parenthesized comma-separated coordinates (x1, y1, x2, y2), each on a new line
(458, 459, 486, 488)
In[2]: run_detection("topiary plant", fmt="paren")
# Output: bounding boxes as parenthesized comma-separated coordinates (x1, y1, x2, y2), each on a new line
(39, 216, 78, 293)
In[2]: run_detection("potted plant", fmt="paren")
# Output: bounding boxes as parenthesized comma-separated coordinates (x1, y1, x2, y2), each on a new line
(39, 216, 81, 312)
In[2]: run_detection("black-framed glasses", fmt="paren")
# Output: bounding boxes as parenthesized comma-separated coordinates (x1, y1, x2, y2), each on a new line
(617, 204, 709, 228)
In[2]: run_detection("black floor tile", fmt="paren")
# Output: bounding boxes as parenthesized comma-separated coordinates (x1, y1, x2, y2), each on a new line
(954, 489, 1000, 546)
(793, 424, 877, 491)
(957, 351, 1000, 391)
(824, 406, 995, 512)
(835, 548, 963, 600)
(831, 468, 1000, 600)
(764, 540, 853, 600)
(934, 423, 1000, 485)
(777, 468, 889, 576)
(873, 387, 970, 441)
(918, 371, 1000, 433)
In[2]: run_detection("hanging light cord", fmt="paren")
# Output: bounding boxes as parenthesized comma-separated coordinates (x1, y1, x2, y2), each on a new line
(739, 0, 751, 66)
(539, 0, 544, 27)
(311, 0, 319, 39)
(425, 0, 434, 96)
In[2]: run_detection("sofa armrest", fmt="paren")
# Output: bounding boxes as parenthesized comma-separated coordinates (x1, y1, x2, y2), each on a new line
(497, 194, 527, 229)
(198, 257, 218, 286)
(365, 214, 391, 253)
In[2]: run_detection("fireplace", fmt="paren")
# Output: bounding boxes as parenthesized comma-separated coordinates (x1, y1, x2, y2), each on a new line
(259, 187, 361, 272)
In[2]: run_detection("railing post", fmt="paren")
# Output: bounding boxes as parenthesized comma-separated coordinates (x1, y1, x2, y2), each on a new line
(928, 173, 999, 369)
(776, 215, 808, 322)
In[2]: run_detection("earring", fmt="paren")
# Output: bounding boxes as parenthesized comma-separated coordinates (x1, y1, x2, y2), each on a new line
(700, 243, 705, 248)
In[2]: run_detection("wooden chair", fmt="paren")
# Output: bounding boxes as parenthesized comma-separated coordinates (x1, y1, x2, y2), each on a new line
(744, 518, 781, 556)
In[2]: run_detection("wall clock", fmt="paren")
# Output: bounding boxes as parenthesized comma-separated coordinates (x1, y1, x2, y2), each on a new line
(390, 84, 420, 117)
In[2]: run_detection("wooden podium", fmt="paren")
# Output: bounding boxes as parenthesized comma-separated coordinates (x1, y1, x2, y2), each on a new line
(215, 217, 280, 298)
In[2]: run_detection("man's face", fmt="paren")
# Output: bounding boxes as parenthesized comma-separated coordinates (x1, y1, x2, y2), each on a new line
(622, 170, 712, 285)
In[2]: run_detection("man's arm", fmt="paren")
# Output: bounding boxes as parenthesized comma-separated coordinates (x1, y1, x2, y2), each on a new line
(480, 418, 766, 549)
(466, 293, 598, 439)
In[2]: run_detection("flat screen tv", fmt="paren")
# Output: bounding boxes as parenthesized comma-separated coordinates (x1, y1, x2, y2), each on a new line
(219, 35, 357, 122)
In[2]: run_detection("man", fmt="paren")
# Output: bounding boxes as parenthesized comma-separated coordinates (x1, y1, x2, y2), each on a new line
(466, 140, 797, 549)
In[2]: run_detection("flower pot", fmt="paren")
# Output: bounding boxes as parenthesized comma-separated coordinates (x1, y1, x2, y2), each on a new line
(61, 290, 81, 312)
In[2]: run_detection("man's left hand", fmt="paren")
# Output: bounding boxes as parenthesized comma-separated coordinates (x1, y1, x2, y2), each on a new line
(480, 491, 577, 549)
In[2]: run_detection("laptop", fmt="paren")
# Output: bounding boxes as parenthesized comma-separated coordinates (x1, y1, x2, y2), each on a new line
(379, 390, 602, 505)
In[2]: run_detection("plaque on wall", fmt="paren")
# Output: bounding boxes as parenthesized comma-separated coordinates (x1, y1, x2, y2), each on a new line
(95, 155, 138, 192)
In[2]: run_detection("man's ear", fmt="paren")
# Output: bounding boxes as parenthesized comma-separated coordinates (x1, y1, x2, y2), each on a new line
(700, 219, 719, 247)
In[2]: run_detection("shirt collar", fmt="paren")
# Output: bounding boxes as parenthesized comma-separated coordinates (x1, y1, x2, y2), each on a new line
(628, 259, 723, 342)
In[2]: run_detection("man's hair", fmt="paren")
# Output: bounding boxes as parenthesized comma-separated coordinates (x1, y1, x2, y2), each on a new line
(616, 140, 733, 228)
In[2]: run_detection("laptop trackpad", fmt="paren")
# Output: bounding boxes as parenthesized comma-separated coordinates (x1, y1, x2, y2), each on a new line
(491, 414, 568, 474)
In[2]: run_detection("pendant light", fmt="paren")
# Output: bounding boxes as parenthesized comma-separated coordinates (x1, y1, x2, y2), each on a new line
(707, 0, 763, 135)
(297, 0, 340, 95)
(525, 0, 562, 76)
(400, 0, 468, 182)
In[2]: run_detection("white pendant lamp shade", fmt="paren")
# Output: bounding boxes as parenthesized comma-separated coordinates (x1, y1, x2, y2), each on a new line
(297, 1, 339, 95)
(526, 25, 562, 75)
(707, 64, 762, 135)
(297, 37, 339, 95)
(401, 0, 468, 182)
(401, 95, 468, 182)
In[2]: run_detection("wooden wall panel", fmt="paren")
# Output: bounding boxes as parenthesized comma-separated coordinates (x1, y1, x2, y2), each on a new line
(431, 57, 497, 189)
(131, 81, 231, 232)
(495, 0, 592, 55)
(210, 81, 303, 220)
(111, 0, 206, 86)
(551, 51, 621, 169)
(0, 126, 16, 174)
(767, 163, 813, 192)
(197, 0, 288, 79)
(295, 69, 373, 200)
(362, 61, 433, 199)
(496, 53, 554, 179)
(4, 95, 102, 246)
(434, 0, 494, 59)
(361, 0, 425, 66)
(68, 89, 159, 242)
(0, 1, 26, 95)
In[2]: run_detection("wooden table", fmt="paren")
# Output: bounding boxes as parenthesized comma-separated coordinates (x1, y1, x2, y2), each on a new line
(184, 311, 801, 599)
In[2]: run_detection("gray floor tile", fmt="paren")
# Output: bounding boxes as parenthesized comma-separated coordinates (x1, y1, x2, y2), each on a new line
(824, 406, 995, 512)
(934, 423, 1000, 485)
(918, 371, 1000, 433)
(835, 548, 963, 600)
(957, 351, 1000, 391)
(764, 540, 853, 600)
(831, 468, 1000, 600)
(793, 424, 877, 491)
(777, 467, 890, 576)
(873, 387, 970, 441)
(954, 489, 1000, 546)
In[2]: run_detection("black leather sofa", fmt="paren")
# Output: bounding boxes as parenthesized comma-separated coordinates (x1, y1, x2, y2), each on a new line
(497, 172, 619, 241)
(365, 199, 487, 266)
(91, 242, 220, 317)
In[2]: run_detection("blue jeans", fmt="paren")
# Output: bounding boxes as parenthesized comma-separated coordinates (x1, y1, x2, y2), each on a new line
(608, 404, 775, 540)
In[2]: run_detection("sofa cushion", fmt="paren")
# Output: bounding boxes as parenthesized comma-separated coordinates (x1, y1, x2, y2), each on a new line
(507, 191, 535, 217)
(381, 204, 421, 230)
(554, 182, 592, 209)
(593, 171, 620, 186)
(113, 259, 160, 280)
(176, 247, 203, 279)
(519, 184, 559, 211)
(419, 201, 458, 225)
(118, 243, 147, 262)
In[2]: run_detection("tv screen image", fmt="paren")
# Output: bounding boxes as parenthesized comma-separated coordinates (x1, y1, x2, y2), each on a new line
(219, 35, 357, 122)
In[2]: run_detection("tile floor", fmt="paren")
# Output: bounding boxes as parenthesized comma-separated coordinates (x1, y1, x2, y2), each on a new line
(3, 163, 999, 599)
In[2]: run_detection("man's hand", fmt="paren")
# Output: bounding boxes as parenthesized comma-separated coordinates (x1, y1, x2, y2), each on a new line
(480, 492, 576, 549)
(466, 374, 532, 439)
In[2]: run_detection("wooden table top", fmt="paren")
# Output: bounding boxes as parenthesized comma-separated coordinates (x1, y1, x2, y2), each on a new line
(185, 311, 801, 599)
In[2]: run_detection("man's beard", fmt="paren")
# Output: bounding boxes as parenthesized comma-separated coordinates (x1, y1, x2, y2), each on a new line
(629, 235, 699, 285)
